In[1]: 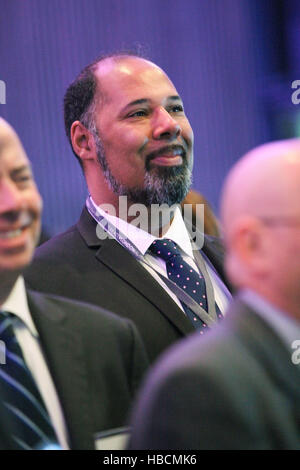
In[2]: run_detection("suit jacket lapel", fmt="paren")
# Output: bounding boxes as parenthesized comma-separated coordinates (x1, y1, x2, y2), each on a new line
(202, 236, 226, 282)
(185, 218, 233, 292)
(77, 207, 231, 336)
(77, 208, 194, 335)
(27, 290, 95, 450)
(97, 238, 197, 335)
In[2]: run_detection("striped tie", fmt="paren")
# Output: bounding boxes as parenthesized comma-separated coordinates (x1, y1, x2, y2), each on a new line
(0, 311, 60, 449)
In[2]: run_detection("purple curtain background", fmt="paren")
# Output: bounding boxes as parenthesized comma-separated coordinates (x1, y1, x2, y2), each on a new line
(0, 0, 295, 235)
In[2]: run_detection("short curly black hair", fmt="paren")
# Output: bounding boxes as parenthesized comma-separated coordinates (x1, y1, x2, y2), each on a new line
(63, 50, 148, 167)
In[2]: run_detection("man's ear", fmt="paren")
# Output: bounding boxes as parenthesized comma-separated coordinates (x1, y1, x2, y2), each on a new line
(70, 121, 96, 163)
(233, 217, 269, 275)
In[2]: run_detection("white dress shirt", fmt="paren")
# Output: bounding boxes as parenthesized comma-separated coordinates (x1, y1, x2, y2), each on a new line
(88, 197, 231, 315)
(1, 277, 69, 449)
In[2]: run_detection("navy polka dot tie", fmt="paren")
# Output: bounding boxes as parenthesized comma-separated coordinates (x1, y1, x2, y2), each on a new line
(149, 239, 210, 332)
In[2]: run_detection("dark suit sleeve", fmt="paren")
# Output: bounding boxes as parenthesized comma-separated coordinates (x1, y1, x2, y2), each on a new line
(0, 402, 16, 449)
(128, 366, 271, 450)
(27, 289, 150, 447)
(125, 321, 149, 399)
(129, 302, 300, 450)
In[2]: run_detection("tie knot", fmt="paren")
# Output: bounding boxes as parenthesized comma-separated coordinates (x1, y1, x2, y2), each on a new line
(149, 239, 180, 261)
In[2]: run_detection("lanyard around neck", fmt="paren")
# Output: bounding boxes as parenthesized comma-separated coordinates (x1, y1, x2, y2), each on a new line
(86, 196, 218, 326)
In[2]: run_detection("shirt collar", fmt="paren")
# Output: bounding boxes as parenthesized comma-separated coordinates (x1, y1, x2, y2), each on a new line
(240, 289, 300, 348)
(88, 196, 194, 258)
(161, 206, 194, 258)
(1, 276, 38, 337)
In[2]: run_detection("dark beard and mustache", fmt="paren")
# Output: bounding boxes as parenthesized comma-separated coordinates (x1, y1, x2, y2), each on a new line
(93, 131, 192, 207)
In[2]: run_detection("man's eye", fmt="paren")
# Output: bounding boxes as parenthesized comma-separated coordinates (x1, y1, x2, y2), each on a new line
(170, 105, 184, 113)
(128, 110, 148, 118)
(15, 175, 32, 185)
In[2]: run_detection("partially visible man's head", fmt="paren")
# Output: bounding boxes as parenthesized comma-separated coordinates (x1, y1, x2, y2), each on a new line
(64, 53, 194, 208)
(221, 139, 300, 319)
(0, 118, 42, 277)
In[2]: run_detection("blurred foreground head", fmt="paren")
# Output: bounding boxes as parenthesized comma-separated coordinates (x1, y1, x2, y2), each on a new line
(0, 118, 42, 281)
(221, 139, 300, 320)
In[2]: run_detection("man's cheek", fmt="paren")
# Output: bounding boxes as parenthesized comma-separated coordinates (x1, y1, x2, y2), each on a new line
(138, 136, 150, 154)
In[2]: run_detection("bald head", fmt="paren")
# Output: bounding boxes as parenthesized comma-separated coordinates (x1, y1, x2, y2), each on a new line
(0, 117, 13, 136)
(221, 139, 300, 319)
(94, 55, 163, 76)
(0, 117, 33, 180)
(221, 139, 300, 235)
(94, 55, 168, 89)
(0, 118, 22, 154)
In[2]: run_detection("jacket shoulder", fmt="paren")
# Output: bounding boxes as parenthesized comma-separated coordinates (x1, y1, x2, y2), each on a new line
(26, 288, 130, 329)
(35, 224, 81, 259)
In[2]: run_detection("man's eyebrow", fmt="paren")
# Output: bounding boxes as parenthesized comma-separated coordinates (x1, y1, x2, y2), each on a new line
(167, 95, 182, 102)
(121, 95, 183, 113)
(11, 164, 32, 177)
(121, 98, 149, 113)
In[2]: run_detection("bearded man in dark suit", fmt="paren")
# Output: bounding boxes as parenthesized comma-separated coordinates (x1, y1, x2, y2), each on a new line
(25, 53, 232, 364)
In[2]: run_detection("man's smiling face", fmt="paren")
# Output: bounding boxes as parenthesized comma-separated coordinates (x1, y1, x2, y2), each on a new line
(91, 56, 194, 206)
(0, 119, 42, 276)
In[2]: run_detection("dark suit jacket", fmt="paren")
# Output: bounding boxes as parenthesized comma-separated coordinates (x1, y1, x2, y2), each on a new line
(0, 404, 15, 450)
(25, 208, 230, 364)
(1, 289, 148, 450)
(129, 297, 300, 449)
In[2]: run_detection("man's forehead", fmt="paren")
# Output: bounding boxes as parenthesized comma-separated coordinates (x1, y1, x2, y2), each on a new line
(0, 123, 16, 157)
(94, 56, 177, 101)
(0, 120, 14, 151)
(95, 56, 163, 77)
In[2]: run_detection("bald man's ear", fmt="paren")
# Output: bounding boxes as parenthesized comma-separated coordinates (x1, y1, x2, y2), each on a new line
(232, 217, 269, 275)
(70, 121, 96, 163)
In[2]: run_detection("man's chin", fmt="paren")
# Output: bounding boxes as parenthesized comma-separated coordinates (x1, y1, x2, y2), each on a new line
(0, 248, 35, 276)
(125, 183, 190, 207)
(103, 156, 192, 206)
(141, 166, 192, 206)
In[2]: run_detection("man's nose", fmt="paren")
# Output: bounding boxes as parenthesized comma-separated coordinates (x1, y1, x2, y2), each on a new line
(0, 180, 24, 215)
(152, 107, 181, 140)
